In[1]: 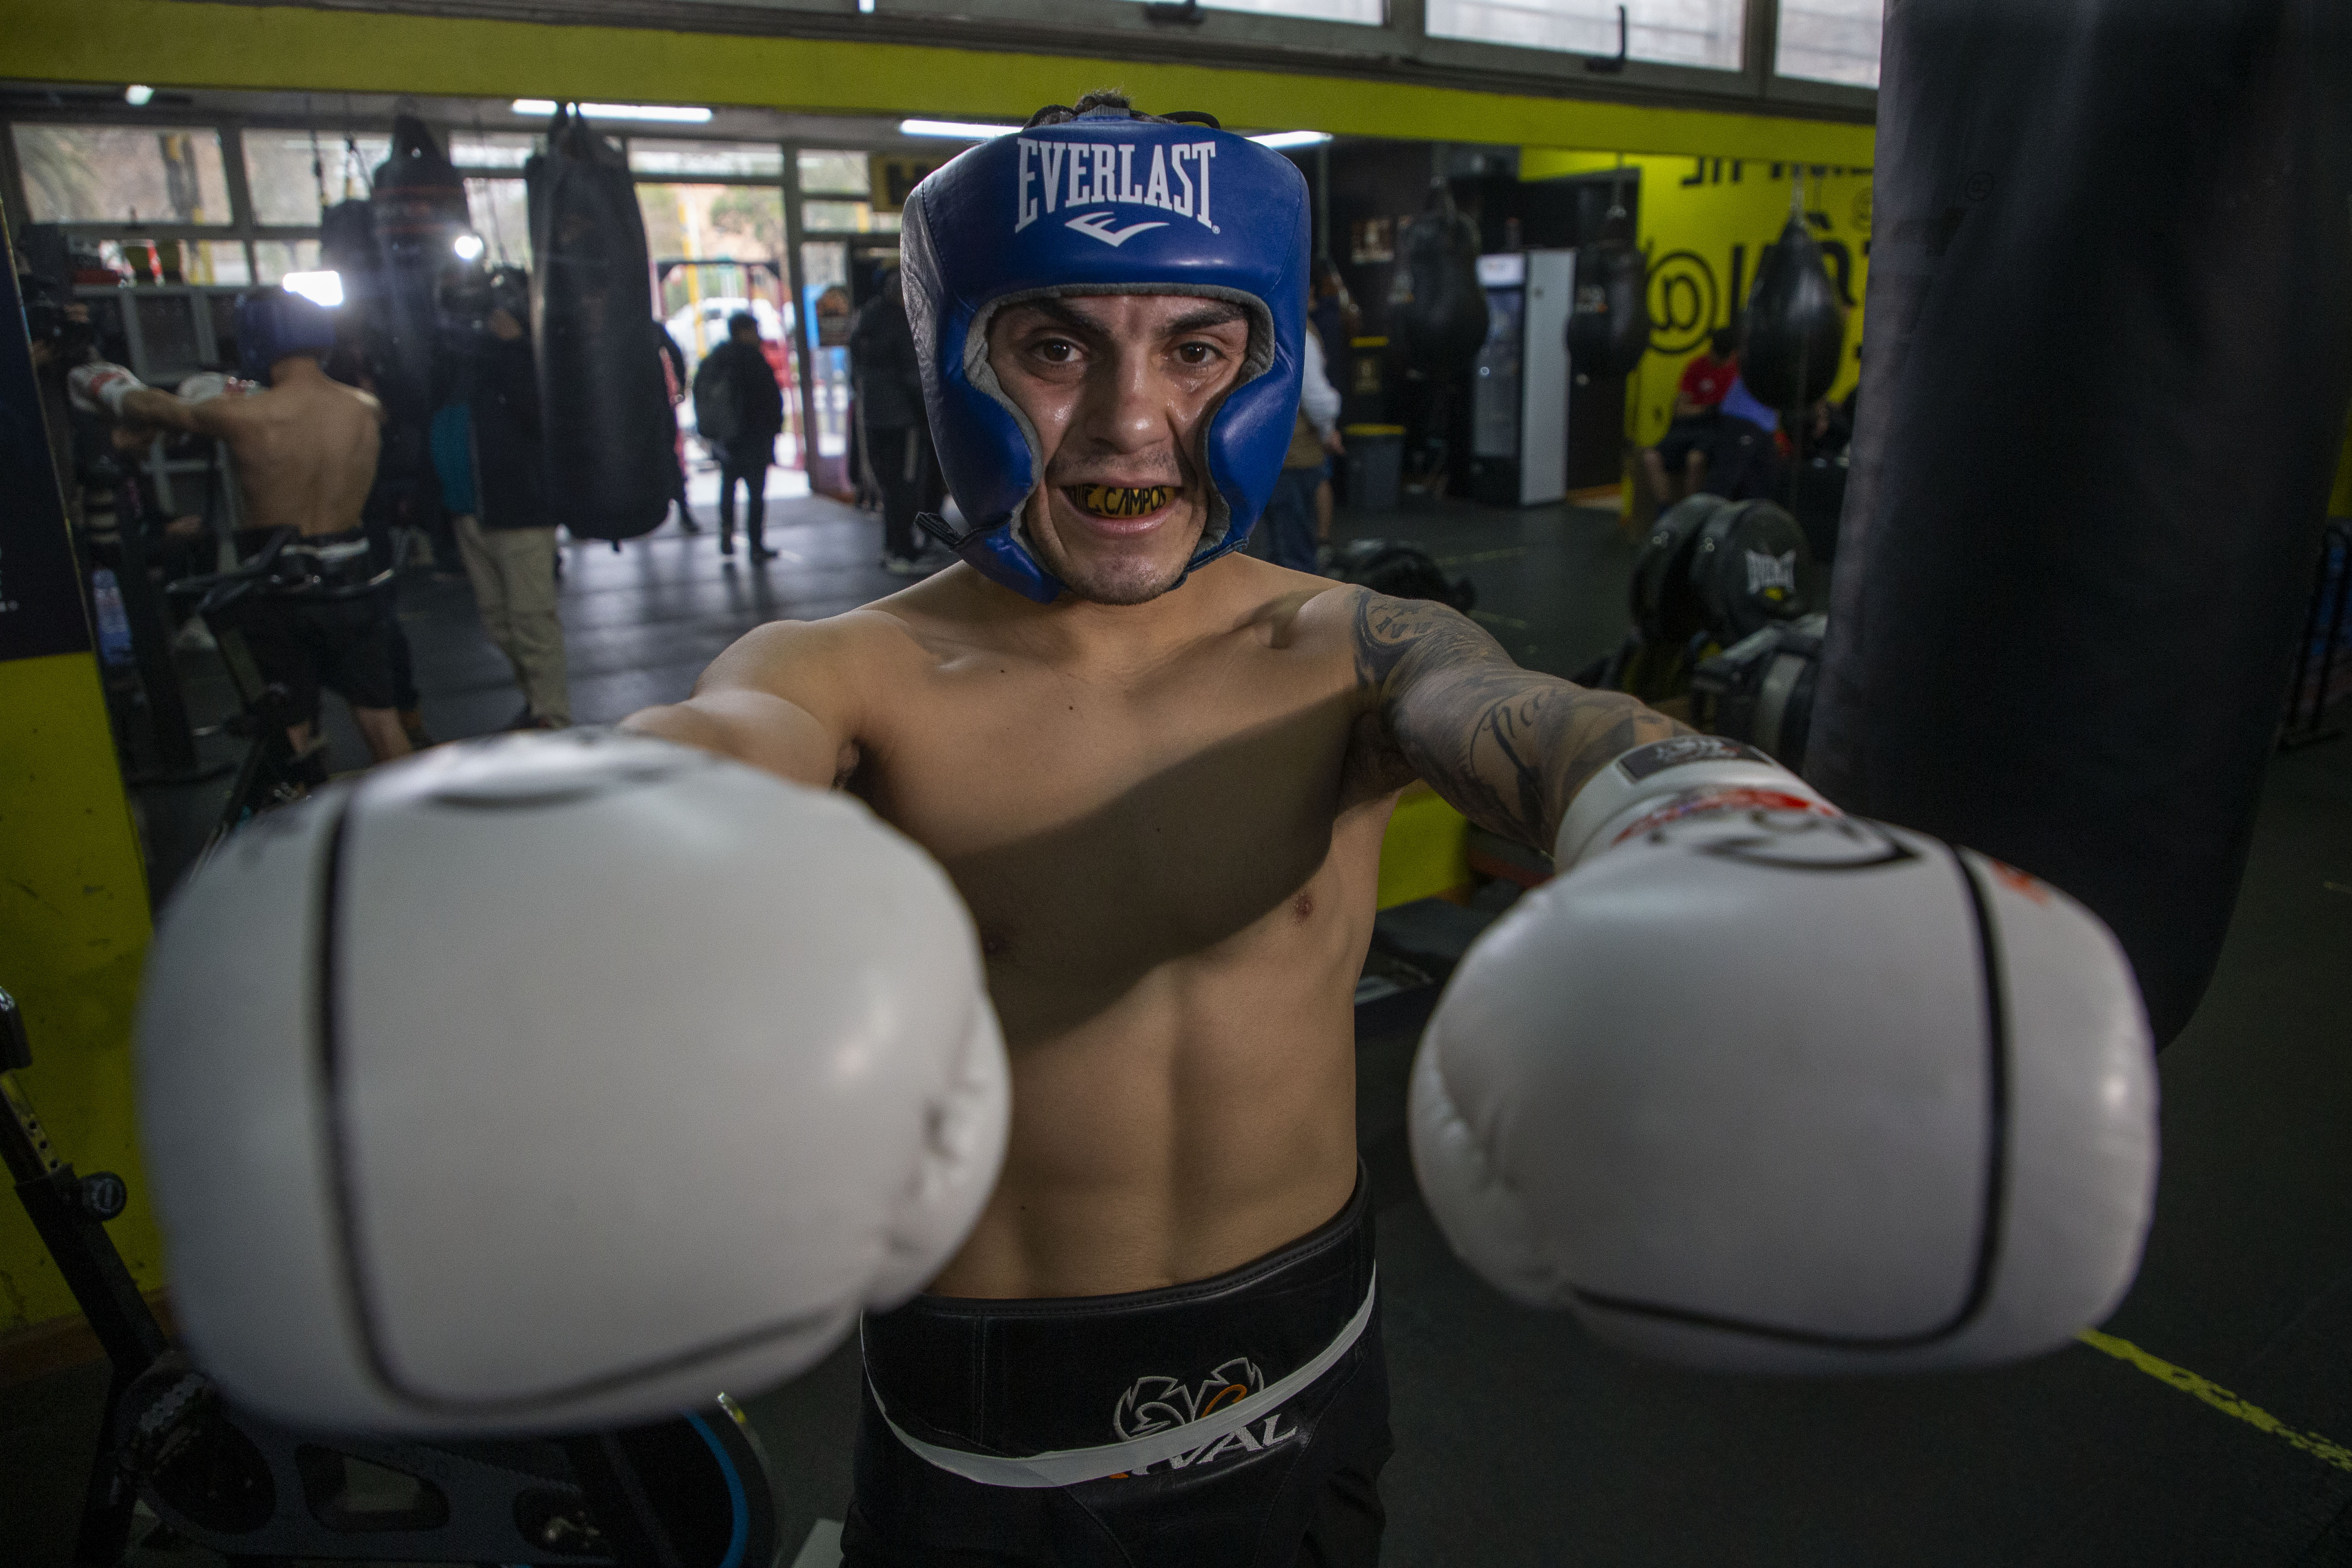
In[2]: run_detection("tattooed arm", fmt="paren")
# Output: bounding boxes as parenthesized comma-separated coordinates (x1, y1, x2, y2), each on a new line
(1352, 590, 1690, 853)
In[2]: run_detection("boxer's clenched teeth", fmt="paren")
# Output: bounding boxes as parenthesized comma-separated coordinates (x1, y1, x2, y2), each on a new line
(1068, 485, 1175, 519)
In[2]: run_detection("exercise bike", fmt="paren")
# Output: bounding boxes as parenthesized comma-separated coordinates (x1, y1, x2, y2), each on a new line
(163, 530, 365, 869)
(2, 984, 783, 1568)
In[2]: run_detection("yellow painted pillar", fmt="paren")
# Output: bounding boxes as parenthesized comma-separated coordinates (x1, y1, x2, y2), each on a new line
(0, 233, 164, 1340)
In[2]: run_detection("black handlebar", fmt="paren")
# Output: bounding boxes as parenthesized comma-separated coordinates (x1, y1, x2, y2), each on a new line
(166, 528, 393, 619)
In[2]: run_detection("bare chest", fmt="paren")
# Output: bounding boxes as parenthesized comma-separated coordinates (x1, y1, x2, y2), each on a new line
(853, 649, 1374, 1014)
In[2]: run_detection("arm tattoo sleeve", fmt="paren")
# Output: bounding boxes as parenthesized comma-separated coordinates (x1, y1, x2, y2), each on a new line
(1353, 590, 1689, 852)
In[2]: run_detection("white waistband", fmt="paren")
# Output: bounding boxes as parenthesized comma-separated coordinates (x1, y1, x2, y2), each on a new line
(871, 1266, 1377, 1490)
(281, 538, 371, 563)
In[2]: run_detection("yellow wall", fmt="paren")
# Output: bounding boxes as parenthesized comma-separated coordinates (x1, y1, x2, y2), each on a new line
(1523, 148, 1873, 457)
(2, 0, 1872, 167)
(0, 654, 160, 1336)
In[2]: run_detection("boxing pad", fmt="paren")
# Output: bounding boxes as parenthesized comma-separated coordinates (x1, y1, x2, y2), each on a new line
(137, 730, 1010, 1434)
(1739, 211, 1847, 412)
(526, 108, 675, 544)
(1566, 201, 1651, 380)
(1391, 181, 1489, 382)
(1411, 736, 2157, 1373)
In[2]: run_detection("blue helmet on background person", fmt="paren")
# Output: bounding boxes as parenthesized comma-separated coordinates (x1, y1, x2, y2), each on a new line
(235, 285, 341, 382)
(900, 96, 1312, 604)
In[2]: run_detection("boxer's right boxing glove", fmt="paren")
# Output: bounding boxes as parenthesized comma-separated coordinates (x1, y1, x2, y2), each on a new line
(137, 729, 1010, 1435)
(176, 371, 255, 403)
(1410, 736, 2158, 1374)
(67, 360, 142, 417)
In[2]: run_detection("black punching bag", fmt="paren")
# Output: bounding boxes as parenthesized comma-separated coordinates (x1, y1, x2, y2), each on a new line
(317, 199, 379, 363)
(526, 108, 672, 543)
(1567, 193, 1650, 379)
(1808, 0, 2352, 1045)
(1740, 200, 1847, 412)
(1391, 180, 1488, 380)
(369, 116, 468, 419)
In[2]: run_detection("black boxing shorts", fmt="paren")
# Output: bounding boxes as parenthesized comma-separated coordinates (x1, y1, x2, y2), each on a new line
(843, 1168, 1389, 1568)
(232, 529, 399, 722)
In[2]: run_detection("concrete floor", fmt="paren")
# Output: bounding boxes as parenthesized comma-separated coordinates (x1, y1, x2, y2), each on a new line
(9, 490, 2351, 1565)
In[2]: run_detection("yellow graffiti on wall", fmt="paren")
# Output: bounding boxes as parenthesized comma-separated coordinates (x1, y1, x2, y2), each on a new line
(1522, 149, 1874, 451)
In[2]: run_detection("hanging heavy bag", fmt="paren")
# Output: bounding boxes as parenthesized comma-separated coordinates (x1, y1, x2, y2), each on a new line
(1566, 200, 1650, 380)
(1390, 181, 1489, 382)
(1739, 204, 1847, 413)
(1807, 0, 2352, 1046)
(318, 199, 382, 379)
(526, 108, 675, 544)
(369, 116, 470, 419)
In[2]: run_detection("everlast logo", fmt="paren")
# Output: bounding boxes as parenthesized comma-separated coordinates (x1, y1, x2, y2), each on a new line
(1015, 138, 1220, 240)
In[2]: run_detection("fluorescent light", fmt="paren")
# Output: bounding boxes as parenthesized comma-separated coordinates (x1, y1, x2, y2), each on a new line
(453, 233, 485, 261)
(1250, 131, 1333, 149)
(511, 98, 713, 124)
(282, 271, 344, 308)
(899, 118, 1019, 141)
(123, 84, 154, 107)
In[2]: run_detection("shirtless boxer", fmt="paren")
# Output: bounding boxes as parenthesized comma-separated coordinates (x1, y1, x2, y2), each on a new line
(621, 96, 1690, 1566)
(72, 287, 409, 764)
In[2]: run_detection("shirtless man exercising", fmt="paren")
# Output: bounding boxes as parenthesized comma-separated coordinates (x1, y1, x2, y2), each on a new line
(72, 286, 408, 763)
(134, 98, 2156, 1568)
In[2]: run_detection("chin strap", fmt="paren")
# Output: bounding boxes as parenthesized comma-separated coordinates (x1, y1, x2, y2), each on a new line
(914, 513, 1066, 604)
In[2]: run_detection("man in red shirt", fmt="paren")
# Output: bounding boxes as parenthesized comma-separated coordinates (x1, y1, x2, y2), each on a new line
(1641, 324, 1739, 504)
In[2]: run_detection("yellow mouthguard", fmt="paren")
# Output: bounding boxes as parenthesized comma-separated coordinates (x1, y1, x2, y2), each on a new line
(1071, 485, 1175, 518)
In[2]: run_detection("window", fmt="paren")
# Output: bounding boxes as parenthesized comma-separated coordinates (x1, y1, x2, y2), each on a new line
(1775, 0, 1882, 86)
(796, 151, 869, 196)
(244, 131, 390, 225)
(252, 238, 323, 283)
(628, 139, 785, 178)
(12, 124, 232, 225)
(450, 129, 540, 170)
(638, 183, 786, 265)
(465, 178, 532, 268)
(801, 200, 900, 235)
(1426, 0, 1743, 69)
(1111, 0, 1382, 17)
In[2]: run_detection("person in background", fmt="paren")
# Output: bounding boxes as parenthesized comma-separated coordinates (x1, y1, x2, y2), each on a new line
(1308, 260, 1362, 548)
(1260, 323, 1344, 573)
(850, 268, 946, 576)
(1693, 371, 1784, 502)
(655, 324, 700, 534)
(692, 311, 787, 563)
(73, 289, 411, 764)
(448, 305, 572, 730)
(1641, 323, 1740, 505)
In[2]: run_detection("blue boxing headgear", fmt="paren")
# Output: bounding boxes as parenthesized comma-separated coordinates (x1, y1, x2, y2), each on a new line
(901, 103, 1310, 603)
(235, 286, 339, 381)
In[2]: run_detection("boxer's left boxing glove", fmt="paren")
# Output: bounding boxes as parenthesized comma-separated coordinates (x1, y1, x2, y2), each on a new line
(137, 729, 1010, 1434)
(67, 360, 142, 417)
(1409, 735, 2158, 1374)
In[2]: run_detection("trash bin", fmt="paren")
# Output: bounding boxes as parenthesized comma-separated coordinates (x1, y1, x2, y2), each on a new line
(1344, 424, 1405, 512)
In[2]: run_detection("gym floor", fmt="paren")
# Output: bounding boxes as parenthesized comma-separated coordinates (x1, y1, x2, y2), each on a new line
(7, 490, 2349, 1566)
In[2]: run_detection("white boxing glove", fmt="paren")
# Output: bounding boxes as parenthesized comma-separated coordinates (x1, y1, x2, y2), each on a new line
(1410, 735, 2158, 1373)
(137, 729, 1010, 1434)
(67, 359, 142, 417)
(176, 371, 255, 404)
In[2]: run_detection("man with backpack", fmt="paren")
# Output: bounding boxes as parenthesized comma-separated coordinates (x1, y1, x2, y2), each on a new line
(691, 311, 787, 562)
